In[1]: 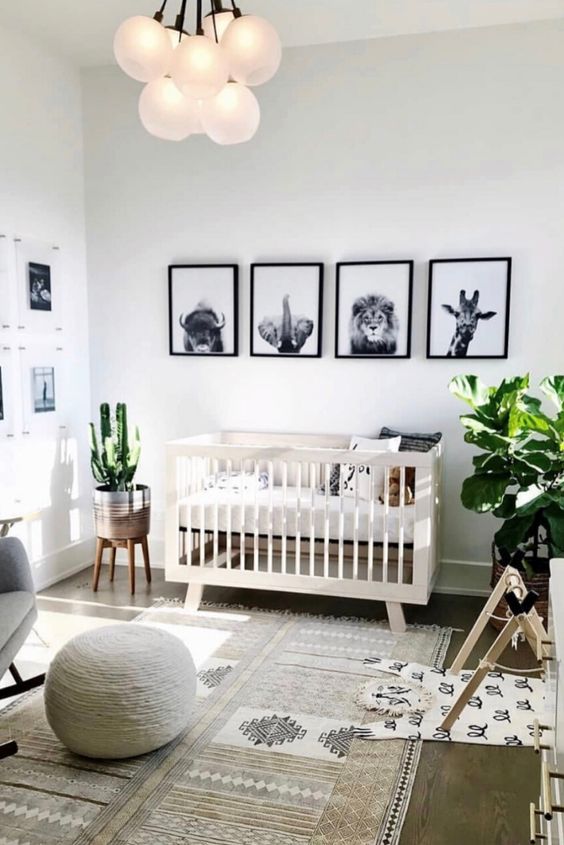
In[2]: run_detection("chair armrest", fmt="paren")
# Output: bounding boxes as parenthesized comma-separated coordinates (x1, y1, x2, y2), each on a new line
(0, 538, 35, 595)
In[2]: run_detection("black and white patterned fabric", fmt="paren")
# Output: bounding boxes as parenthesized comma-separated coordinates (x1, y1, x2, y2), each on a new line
(353, 657, 546, 747)
(378, 427, 442, 453)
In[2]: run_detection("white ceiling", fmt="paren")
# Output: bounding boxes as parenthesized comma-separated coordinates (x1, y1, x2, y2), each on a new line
(2, 0, 564, 67)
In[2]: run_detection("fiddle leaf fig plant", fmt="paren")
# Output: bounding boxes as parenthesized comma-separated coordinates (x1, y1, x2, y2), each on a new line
(450, 374, 564, 574)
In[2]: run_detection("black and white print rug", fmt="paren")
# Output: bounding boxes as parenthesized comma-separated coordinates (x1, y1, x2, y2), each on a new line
(354, 657, 547, 747)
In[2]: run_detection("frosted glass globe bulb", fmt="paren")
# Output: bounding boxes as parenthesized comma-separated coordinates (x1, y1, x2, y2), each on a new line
(202, 10, 235, 43)
(114, 16, 172, 83)
(171, 35, 229, 100)
(221, 15, 282, 86)
(201, 82, 260, 145)
(139, 77, 199, 141)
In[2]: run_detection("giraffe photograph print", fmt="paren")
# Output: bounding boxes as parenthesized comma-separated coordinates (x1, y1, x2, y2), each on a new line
(426, 257, 512, 359)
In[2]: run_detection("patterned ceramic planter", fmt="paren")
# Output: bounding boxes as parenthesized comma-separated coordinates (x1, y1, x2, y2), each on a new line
(93, 485, 151, 540)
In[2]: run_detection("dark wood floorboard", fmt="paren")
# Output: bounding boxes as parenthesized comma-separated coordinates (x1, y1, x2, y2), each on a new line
(39, 565, 539, 845)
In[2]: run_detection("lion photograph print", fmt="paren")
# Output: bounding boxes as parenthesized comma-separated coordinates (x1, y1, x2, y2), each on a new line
(168, 265, 239, 357)
(335, 261, 414, 358)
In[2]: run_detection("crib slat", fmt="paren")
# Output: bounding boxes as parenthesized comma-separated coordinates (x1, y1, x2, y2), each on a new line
(368, 463, 375, 582)
(253, 459, 260, 572)
(226, 458, 232, 569)
(398, 465, 405, 584)
(199, 456, 205, 567)
(281, 461, 288, 575)
(353, 470, 359, 581)
(213, 458, 219, 566)
(267, 461, 274, 574)
(185, 457, 192, 564)
(338, 463, 344, 579)
(382, 466, 390, 583)
(309, 462, 315, 577)
(323, 463, 330, 580)
(295, 462, 302, 574)
(239, 457, 246, 571)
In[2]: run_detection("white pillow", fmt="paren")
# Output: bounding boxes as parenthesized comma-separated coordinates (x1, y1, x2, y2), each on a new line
(342, 436, 401, 501)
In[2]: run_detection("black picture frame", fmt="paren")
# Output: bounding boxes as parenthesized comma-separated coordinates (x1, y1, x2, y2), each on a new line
(0, 366, 4, 422)
(32, 366, 56, 414)
(250, 263, 324, 358)
(168, 264, 239, 357)
(335, 260, 414, 359)
(426, 257, 512, 359)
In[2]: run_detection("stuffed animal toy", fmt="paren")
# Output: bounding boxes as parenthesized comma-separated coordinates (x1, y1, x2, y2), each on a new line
(380, 466, 415, 506)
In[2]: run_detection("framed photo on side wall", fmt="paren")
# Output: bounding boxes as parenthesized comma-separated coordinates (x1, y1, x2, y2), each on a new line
(427, 257, 511, 359)
(250, 263, 324, 357)
(335, 261, 413, 358)
(168, 265, 239, 357)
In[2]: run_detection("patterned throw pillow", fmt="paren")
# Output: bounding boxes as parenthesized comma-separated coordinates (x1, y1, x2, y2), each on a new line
(343, 435, 401, 501)
(378, 427, 442, 452)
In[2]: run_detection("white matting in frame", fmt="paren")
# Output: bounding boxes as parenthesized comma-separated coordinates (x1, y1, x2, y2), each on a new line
(14, 236, 64, 336)
(18, 343, 68, 437)
(168, 264, 238, 357)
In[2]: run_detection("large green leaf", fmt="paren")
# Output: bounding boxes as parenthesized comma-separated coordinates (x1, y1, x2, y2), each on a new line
(464, 430, 512, 453)
(461, 473, 511, 513)
(508, 404, 554, 438)
(513, 450, 553, 474)
(493, 493, 518, 519)
(545, 502, 564, 552)
(541, 376, 564, 411)
(494, 513, 537, 553)
(473, 453, 509, 473)
(449, 375, 493, 409)
(459, 415, 497, 435)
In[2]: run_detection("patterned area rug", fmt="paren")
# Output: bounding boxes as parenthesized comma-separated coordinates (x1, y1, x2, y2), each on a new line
(0, 602, 451, 845)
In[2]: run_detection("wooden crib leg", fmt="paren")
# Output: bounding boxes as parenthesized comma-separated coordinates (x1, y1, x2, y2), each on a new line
(386, 602, 407, 634)
(185, 583, 204, 612)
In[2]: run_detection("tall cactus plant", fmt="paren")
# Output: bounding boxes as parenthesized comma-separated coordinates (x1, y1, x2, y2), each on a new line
(89, 403, 141, 492)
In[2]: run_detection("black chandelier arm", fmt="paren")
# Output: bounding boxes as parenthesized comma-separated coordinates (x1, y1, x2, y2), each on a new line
(153, 0, 169, 23)
(174, 0, 189, 33)
(230, 0, 242, 18)
(196, 0, 203, 34)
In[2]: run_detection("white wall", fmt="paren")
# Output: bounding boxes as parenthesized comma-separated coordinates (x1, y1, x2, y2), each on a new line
(82, 19, 564, 591)
(0, 24, 93, 587)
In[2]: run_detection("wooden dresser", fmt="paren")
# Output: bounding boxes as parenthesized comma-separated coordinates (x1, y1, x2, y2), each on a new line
(531, 564, 564, 843)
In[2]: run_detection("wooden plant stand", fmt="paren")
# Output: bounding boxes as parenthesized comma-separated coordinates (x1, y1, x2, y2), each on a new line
(440, 565, 550, 732)
(92, 536, 151, 595)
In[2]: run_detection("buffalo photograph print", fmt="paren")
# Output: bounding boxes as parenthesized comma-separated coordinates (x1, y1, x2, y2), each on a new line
(335, 261, 413, 358)
(168, 265, 238, 357)
(251, 263, 323, 358)
(427, 258, 511, 359)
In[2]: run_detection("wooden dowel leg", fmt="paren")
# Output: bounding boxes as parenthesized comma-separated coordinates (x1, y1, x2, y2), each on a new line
(127, 539, 135, 595)
(109, 547, 117, 582)
(92, 538, 104, 592)
(141, 536, 151, 584)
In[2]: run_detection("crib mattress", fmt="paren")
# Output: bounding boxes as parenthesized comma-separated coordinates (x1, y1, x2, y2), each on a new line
(180, 486, 415, 544)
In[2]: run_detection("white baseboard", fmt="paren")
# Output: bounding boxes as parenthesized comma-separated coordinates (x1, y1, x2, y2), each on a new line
(32, 537, 97, 592)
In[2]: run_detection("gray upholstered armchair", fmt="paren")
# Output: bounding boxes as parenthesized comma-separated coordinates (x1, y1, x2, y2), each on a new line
(0, 537, 45, 759)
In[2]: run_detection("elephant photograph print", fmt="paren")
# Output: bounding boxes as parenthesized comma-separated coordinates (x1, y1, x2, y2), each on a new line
(426, 258, 511, 359)
(250, 263, 324, 358)
(335, 261, 413, 358)
(168, 265, 238, 357)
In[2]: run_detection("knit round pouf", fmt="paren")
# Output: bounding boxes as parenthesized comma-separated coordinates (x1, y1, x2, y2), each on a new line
(44, 624, 196, 759)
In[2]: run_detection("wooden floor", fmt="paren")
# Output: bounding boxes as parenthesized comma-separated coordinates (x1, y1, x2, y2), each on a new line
(39, 565, 539, 845)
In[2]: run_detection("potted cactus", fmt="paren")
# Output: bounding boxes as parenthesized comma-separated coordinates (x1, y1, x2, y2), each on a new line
(89, 403, 150, 540)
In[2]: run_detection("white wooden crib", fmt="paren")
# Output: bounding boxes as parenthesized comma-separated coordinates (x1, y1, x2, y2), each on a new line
(165, 431, 442, 632)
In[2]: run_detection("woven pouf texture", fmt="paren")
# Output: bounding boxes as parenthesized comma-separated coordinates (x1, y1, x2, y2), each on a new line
(44, 624, 196, 759)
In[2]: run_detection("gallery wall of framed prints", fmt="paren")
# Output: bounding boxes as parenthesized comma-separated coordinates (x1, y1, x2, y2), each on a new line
(167, 256, 511, 361)
(0, 232, 67, 444)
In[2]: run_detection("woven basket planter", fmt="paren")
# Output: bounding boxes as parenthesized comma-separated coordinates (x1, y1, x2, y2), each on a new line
(490, 544, 550, 631)
(93, 485, 151, 540)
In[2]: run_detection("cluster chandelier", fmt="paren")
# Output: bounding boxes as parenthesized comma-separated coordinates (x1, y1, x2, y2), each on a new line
(113, 0, 281, 145)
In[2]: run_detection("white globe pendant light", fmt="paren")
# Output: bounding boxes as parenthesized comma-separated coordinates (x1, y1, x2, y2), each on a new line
(171, 35, 228, 100)
(113, 3, 281, 144)
(221, 15, 281, 86)
(202, 9, 235, 43)
(114, 16, 173, 82)
(139, 77, 199, 141)
(201, 81, 260, 145)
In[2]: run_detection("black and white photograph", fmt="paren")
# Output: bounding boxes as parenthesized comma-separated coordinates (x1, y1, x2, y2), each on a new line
(251, 263, 323, 357)
(28, 262, 52, 311)
(32, 366, 56, 413)
(0, 367, 4, 421)
(427, 258, 512, 359)
(168, 265, 238, 357)
(335, 261, 413, 359)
